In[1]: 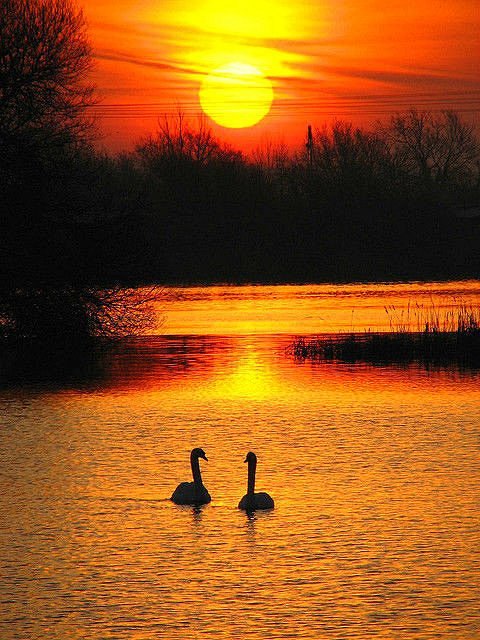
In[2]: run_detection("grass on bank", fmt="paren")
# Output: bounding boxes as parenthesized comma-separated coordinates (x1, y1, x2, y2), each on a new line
(289, 302, 480, 367)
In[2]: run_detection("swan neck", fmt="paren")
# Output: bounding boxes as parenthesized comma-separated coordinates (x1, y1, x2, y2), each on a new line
(247, 457, 257, 495)
(191, 452, 203, 486)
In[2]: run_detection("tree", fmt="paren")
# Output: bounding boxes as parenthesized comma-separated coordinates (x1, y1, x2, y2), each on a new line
(136, 113, 243, 169)
(382, 110, 480, 187)
(1, 0, 96, 291)
(0, 1, 164, 344)
(306, 121, 393, 189)
(0, 0, 94, 169)
(0, 286, 161, 344)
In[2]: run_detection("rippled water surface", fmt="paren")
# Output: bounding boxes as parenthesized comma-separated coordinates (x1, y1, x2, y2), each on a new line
(1, 282, 479, 639)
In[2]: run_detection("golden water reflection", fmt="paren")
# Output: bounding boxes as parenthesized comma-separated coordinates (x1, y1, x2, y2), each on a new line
(159, 280, 480, 335)
(1, 281, 479, 639)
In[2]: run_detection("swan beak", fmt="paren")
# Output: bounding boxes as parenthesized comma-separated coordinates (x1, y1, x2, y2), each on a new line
(243, 456, 248, 463)
(201, 454, 208, 461)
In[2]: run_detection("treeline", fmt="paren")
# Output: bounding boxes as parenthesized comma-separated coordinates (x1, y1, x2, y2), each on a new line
(1, 0, 480, 342)
(131, 110, 480, 283)
(5, 109, 479, 291)
(4, 109, 480, 289)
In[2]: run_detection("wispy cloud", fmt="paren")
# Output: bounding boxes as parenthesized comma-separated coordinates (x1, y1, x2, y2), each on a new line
(94, 48, 205, 78)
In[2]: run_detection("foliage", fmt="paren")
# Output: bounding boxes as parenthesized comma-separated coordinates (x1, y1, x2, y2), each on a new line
(0, 286, 161, 343)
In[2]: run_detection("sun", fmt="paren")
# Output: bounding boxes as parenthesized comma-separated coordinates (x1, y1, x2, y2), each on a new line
(199, 62, 273, 129)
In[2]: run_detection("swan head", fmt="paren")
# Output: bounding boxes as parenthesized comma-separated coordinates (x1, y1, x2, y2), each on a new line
(244, 451, 257, 463)
(192, 447, 208, 461)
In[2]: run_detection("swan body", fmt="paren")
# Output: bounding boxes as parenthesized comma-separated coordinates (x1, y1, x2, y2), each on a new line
(238, 491, 274, 511)
(171, 448, 211, 505)
(238, 451, 274, 511)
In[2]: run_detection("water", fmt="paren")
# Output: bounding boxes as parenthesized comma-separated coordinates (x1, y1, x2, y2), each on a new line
(1, 282, 479, 639)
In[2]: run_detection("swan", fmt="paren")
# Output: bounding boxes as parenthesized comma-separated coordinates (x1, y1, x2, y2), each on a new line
(171, 448, 211, 505)
(238, 451, 274, 511)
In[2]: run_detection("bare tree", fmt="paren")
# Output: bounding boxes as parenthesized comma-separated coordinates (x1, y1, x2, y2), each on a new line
(137, 113, 243, 168)
(382, 110, 480, 185)
(252, 140, 291, 175)
(0, 0, 94, 164)
(307, 122, 390, 176)
(0, 286, 163, 343)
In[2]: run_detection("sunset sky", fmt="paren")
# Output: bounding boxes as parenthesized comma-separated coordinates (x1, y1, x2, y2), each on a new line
(83, 0, 480, 152)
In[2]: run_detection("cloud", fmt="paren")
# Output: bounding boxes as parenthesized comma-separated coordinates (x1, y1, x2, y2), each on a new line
(94, 48, 204, 78)
(323, 66, 480, 89)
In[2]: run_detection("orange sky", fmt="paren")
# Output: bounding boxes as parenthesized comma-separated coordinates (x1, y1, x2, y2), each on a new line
(83, 0, 480, 153)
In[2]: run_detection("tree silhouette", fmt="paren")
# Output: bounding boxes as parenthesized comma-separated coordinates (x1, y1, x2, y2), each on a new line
(382, 110, 480, 188)
(0, 0, 94, 168)
(0, 1, 166, 345)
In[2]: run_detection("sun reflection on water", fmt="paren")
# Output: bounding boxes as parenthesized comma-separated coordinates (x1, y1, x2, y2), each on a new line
(209, 337, 284, 400)
(1, 283, 479, 639)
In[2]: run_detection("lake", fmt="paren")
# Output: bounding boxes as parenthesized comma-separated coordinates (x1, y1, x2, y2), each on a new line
(1, 281, 479, 639)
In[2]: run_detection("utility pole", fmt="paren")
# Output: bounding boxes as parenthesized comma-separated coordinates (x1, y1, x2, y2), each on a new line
(306, 124, 313, 165)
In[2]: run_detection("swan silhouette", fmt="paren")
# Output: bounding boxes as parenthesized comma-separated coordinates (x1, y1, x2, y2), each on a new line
(238, 451, 274, 511)
(171, 448, 211, 505)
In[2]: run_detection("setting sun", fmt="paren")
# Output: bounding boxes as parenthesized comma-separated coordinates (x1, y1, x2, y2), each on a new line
(199, 62, 274, 129)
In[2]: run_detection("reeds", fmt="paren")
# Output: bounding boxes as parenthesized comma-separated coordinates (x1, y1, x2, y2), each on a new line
(289, 301, 480, 367)
(384, 300, 480, 335)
